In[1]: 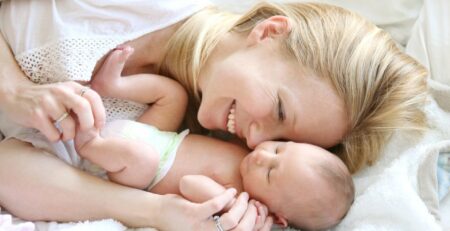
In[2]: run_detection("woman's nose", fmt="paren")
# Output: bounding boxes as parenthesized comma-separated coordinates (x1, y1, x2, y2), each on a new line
(246, 122, 276, 149)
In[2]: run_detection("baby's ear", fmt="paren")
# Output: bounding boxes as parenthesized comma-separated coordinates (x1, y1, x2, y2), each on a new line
(273, 213, 288, 228)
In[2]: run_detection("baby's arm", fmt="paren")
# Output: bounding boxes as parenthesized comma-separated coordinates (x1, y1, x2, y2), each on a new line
(91, 46, 188, 131)
(179, 175, 234, 210)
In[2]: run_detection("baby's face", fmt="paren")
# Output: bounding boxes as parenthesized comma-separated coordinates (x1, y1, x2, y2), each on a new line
(240, 141, 331, 223)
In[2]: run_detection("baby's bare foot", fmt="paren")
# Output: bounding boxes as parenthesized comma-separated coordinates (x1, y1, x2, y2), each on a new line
(91, 46, 134, 97)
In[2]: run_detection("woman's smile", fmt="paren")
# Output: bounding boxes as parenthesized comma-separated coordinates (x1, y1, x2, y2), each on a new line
(227, 101, 236, 134)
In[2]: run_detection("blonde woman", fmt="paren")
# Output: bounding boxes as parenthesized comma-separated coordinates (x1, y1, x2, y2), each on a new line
(0, 1, 427, 230)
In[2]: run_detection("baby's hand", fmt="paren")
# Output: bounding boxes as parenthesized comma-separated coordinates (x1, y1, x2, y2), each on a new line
(74, 124, 100, 157)
(91, 45, 134, 97)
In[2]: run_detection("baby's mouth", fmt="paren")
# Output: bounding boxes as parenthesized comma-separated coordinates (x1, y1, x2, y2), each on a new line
(227, 102, 236, 134)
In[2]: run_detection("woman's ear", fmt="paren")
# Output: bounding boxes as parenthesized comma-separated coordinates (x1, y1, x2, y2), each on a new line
(273, 213, 289, 228)
(247, 16, 291, 46)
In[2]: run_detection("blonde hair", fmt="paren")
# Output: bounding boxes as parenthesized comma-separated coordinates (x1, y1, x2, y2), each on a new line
(160, 2, 428, 173)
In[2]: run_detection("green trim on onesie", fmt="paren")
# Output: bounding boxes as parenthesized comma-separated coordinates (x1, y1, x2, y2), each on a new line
(145, 128, 189, 190)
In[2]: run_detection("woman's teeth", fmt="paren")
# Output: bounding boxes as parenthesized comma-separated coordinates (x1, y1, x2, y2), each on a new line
(227, 102, 236, 134)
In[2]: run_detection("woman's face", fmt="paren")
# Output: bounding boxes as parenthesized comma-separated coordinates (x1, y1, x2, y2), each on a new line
(197, 20, 348, 149)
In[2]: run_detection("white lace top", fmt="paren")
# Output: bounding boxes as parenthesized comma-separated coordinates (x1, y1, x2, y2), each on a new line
(0, 0, 210, 122)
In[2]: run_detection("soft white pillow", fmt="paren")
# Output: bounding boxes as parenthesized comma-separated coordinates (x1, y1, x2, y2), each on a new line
(209, 0, 424, 47)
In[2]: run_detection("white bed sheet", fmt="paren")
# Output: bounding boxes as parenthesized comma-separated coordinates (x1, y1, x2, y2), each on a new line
(1, 0, 449, 230)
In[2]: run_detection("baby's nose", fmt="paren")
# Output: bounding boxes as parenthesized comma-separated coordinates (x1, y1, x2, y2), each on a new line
(252, 149, 273, 166)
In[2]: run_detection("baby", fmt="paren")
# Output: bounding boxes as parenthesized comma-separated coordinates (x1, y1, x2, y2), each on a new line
(76, 46, 355, 230)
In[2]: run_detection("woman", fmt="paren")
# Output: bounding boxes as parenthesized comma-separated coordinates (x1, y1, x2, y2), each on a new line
(0, 0, 427, 230)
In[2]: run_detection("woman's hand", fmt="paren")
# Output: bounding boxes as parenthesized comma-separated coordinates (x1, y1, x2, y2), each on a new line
(157, 188, 239, 230)
(1, 81, 105, 141)
(222, 199, 273, 231)
(157, 189, 273, 231)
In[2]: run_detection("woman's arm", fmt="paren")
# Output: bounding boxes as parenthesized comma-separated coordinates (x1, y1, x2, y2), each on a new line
(0, 139, 239, 229)
(0, 31, 31, 105)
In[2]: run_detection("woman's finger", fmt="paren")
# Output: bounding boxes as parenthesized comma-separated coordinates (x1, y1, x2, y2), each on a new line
(254, 201, 268, 227)
(219, 192, 249, 230)
(40, 94, 75, 141)
(231, 200, 258, 231)
(79, 87, 106, 129)
(46, 82, 94, 131)
(254, 215, 263, 231)
(195, 188, 237, 219)
(61, 93, 95, 131)
(59, 114, 76, 141)
(253, 201, 265, 231)
(36, 94, 67, 141)
(258, 216, 273, 231)
(33, 109, 62, 142)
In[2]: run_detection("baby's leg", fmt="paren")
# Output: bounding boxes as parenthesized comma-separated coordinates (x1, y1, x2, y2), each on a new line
(75, 126, 160, 189)
(90, 46, 134, 98)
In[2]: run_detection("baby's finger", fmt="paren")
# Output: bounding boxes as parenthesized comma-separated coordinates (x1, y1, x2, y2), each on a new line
(79, 87, 105, 129)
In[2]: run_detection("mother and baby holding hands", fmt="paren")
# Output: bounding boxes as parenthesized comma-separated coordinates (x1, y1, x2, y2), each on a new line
(0, 1, 427, 231)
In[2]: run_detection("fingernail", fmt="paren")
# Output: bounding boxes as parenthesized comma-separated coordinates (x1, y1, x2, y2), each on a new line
(242, 192, 249, 199)
(228, 188, 237, 195)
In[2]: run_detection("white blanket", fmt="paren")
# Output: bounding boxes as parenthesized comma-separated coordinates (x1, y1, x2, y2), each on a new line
(1, 0, 449, 230)
(335, 0, 450, 229)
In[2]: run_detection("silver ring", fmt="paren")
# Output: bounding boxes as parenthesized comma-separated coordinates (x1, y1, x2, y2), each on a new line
(80, 87, 89, 97)
(213, 215, 224, 231)
(54, 112, 69, 124)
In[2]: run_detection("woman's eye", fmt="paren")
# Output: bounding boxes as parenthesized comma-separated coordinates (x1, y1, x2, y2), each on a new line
(267, 168, 272, 183)
(278, 95, 286, 122)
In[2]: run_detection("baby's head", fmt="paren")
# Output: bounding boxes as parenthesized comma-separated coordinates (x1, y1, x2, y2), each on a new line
(240, 141, 354, 230)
